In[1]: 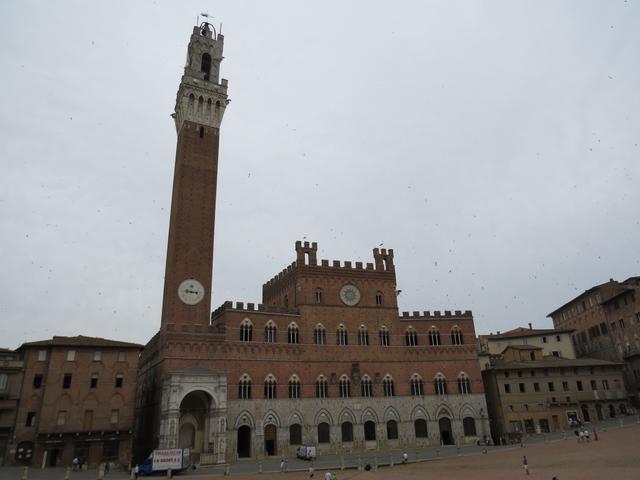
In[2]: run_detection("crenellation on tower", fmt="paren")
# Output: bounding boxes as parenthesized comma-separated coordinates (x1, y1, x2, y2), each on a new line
(174, 23, 229, 133)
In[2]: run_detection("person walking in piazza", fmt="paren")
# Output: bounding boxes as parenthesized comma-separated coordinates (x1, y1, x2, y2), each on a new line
(584, 428, 590, 442)
(523, 455, 530, 475)
(324, 471, 332, 480)
(280, 459, 286, 473)
(308, 463, 314, 478)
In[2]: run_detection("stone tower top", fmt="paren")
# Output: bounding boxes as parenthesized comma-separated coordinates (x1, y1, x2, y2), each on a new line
(173, 22, 229, 132)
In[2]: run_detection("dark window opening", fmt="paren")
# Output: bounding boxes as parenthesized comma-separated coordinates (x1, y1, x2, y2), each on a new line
(289, 424, 302, 445)
(318, 422, 330, 443)
(414, 419, 428, 438)
(341, 422, 354, 442)
(62, 374, 72, 389)
(364, 421, 376, 441)
(26, 412, 36, 427)
(201, 53, 211, 81)
(386, 420, 398, 440)
(33, 374, 42, 389)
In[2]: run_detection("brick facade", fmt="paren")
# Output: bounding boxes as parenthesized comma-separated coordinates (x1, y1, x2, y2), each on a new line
(11, 337, 142, 468)
(134, 24, 489, 464)
(548, 277, 640, 404)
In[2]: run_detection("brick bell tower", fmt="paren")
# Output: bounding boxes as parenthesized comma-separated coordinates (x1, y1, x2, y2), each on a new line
(161, 22, 229, 329)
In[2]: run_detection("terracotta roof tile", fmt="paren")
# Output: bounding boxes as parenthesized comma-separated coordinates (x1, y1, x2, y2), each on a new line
(19, 335, 143, 349)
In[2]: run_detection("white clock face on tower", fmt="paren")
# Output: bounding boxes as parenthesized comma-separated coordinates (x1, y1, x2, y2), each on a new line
(178, 279, 205, 305)
(339, 284, 361, 306)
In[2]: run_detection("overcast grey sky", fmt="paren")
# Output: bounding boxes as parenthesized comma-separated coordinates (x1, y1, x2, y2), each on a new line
(1, 1, 639, 349)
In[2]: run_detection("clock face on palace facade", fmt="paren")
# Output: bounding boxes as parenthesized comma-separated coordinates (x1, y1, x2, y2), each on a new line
(339, 284, 361, 306)
(178, 279, 205, 305)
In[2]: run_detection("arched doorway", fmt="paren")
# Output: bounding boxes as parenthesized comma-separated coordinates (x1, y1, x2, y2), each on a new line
(439, 417, 453, 445)
(179, 390, 212, 455)
(179, 423, 196, 449)
(237, 426, 251, 458)
(595, 404, 604, 420)
(264, 424, 277, 456)
(580, 404, 591, 422)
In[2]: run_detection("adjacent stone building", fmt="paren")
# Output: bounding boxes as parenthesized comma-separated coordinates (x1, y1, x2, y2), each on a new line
(547, 277, 640, 404)
(478, 325, 576, 371)
(11, 336, 142, 468)
(135, 23, 489, 464)
(482, 345, 628, 443)
(0, 348, 23, 465)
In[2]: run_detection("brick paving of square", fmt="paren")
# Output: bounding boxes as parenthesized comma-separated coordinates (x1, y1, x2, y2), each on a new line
(215, 423, 640, 480)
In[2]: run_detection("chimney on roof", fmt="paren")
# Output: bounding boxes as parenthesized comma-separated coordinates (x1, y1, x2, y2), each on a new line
(528, 323, 532, 330)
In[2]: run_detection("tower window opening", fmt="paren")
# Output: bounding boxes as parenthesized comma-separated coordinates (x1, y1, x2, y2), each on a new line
(375, 291, 383, 306)
(201, 53, 211, 81)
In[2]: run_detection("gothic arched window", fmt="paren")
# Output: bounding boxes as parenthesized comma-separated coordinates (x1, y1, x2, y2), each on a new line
(264, 374, 277, 399)
(265, 321, 277, 343)
(314, 324, 326, 345)
(410, 374, 424, 396)
(288, 374, 301, 399)
(240, 319, 253, 342)
(429, 327, 441, 346)
(361, 375, 373, 397)
(451, 326, 464, 345)
(315, 375, 328, 398)
(375, 291, 384, 306)
(339, 375, 351, 398)
(238, 374, 252, 399)
(357, 325, 369, 346)
(405, 327, 418, 346)
(457, 373, 472, 394)
(288, 322, 300, 344)
(383, 375, 395, 397)
(434, 374, 448, 395)
(336, 325, 348, 346)
(379, 326, 390, 346)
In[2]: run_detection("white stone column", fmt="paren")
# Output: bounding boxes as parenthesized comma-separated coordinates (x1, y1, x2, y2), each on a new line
(159, 409, 180, 448)
(208, 409, 227, 463)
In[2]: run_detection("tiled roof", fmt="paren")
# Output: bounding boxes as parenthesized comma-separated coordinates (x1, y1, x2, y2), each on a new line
(19, 335, 143, 349)
(502, 345, 542, 351)
(484, 327, 573, 340)
(546, 279, 621, 317)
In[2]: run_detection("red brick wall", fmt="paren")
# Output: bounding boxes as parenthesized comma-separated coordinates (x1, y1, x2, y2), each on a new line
(161, 121, 220, 329)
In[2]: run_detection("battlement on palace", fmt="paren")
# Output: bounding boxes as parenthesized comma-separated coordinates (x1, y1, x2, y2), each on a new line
(210, 301, 301, 321)
(262, 241, 395, 290)
(399, 310, 473, 320)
